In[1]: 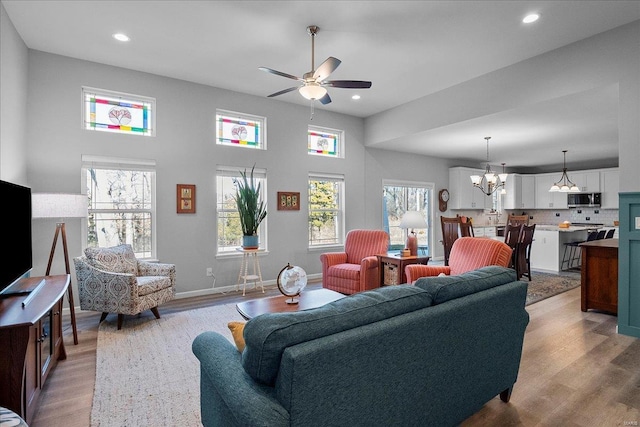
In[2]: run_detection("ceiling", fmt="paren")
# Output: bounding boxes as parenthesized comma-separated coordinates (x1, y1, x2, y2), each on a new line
(3, 1, 639, 172)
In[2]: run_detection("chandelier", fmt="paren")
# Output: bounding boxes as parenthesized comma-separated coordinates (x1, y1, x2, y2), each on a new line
(549, 150, 580, 192)
(470, 137, 508, 196)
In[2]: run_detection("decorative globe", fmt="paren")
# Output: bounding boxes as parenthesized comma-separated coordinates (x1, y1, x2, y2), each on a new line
(277, 263, 307, 304)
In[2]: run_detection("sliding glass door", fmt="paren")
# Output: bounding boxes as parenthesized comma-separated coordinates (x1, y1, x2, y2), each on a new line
(383, 180, 434, 256)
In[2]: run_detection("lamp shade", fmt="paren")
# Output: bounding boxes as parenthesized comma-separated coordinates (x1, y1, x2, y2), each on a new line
(32, 193, 88, 219)
(399, 211, 427, 230)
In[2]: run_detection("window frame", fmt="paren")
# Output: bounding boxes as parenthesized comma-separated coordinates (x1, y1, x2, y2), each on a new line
(308, 125, 344, 158)
(382, 179, 434, 256)
(81, 86, 156, 137)
(308, 172, 345, 249)
(216, 165, 268, 256)
(81, 155, 157, 260)
(215, 109, 267, 150)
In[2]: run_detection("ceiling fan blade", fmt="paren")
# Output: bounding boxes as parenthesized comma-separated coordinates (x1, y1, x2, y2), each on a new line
(313, 57, 341, 82)
(267, 86, 300, 98)
(318, 92, 332, 105)
(323, 80, 372, 89)
(259, 67, 303, 81)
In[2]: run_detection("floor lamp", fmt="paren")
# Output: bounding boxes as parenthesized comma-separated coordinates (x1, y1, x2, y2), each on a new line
(32, 193, 87, 345)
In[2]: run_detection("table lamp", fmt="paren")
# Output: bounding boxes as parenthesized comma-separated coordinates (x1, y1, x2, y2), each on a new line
(399, 211, 427, 256)
(32, 193, 88, 345)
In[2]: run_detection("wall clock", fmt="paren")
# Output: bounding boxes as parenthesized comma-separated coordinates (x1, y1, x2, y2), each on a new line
(438, 189, 449, 212)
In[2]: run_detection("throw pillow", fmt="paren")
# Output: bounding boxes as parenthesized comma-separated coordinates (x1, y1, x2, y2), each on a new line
(228, 321, 246, 352)
(84, 244, 137, 275)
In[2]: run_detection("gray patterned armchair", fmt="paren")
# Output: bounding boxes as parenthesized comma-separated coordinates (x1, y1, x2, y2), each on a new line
(73, 244, 175, 330)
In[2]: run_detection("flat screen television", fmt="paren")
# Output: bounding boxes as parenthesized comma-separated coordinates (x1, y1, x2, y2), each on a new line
(0, 179, 33, 295)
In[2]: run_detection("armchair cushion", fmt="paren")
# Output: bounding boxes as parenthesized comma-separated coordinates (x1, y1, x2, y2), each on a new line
(414, 266, 517, 304)
(84, 244, 137, 275)
(242, 285, 432, 386)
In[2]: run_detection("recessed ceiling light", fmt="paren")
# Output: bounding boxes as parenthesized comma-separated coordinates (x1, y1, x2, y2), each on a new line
(113, 33, 130, 42)
(352, 95, 361, 100)
(522, 14, 539, 24)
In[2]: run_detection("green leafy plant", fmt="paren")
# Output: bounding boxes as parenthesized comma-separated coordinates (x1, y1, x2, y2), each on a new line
(233, 165, 267, 236)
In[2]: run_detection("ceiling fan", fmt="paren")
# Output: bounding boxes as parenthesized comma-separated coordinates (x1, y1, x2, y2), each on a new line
(259, 25, 372, 105)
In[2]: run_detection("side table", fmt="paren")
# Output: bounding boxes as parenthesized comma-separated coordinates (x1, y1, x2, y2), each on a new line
(236, 248, 265, 296)
(377, 254, 430, 286)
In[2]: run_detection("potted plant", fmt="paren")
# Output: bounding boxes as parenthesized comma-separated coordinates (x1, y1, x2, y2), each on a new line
(233, 165, 267, 249)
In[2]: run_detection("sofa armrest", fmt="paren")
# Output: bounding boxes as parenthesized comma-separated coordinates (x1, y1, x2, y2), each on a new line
(319, 252, 347, 268)
(405, 265, 451, 283)
(138, 261, 176, 285)
(192, 332, 289, 427)
(74, 256, 138, 300)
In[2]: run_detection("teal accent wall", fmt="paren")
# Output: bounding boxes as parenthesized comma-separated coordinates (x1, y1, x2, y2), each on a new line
(618, 192, 640, 338)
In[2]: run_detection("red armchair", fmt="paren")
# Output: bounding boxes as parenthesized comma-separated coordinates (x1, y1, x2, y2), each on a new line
(320, 229, 389, 295)
(405, 237, 512, 283)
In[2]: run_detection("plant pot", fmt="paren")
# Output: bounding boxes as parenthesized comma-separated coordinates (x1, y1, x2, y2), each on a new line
(242, 235, 259, 249)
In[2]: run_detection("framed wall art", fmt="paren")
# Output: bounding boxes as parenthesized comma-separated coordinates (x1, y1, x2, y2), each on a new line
(177, 184, 196, 213)
(278, 191, 300, 211)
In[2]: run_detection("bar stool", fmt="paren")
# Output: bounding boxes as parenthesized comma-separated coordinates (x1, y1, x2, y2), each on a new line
(562, 231, 598, 270)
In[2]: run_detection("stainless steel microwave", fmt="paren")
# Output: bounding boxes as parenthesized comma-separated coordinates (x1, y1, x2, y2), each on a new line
(567, 192, 601, 208)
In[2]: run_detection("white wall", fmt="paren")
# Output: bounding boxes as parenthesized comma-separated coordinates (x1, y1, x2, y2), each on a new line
(25, 50, 368, 295)
(0, 2, 28, 184)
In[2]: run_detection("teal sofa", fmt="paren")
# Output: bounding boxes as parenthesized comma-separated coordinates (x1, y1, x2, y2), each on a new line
(192, 266, 529, 427)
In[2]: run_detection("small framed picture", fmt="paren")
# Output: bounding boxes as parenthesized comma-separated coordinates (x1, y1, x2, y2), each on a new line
(277, 191, 300, 211)
(177, 184, 196, 213)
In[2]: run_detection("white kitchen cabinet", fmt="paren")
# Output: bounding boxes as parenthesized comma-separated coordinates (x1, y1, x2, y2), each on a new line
(521, 175, 535, 209)
(600, 168, 619, 209)
(449, 167, 491, 210)
(502, 174, 535, 210)
(535, 173, 568, 209)
(571, 171, 600, 192)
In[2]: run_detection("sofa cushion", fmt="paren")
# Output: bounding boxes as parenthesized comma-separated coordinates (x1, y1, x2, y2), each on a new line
(136, 276, 173, 296)
(414, 266, 516, 304)
(242, 285, 433, 386)
(84, 244, 137, 275)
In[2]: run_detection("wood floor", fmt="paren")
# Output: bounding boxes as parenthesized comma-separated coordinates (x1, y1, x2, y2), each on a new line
(32, 283, 639, 427)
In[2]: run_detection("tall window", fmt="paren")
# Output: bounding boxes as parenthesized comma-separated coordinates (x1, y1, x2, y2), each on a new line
(216, 110, 266, 149)
(383, 181, 433, 255)
(82, 155, 156, 259)
(308, 173, 344, 247)
(82, 87, 155, 136)
(216, 166, 267, 254)
(308, 125, 343, 157)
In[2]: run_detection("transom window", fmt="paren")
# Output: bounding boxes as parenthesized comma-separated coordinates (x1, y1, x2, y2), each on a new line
(308, 125, 343, 157)
(81, 155, 156, 259)
(308, 173, 345, 247)
(216, 110, 266, 149)
(216, 166, 268, 254)
(82, 87, 155, 136)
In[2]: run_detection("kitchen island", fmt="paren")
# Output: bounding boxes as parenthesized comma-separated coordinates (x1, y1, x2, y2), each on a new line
(529, 225, 594, 273)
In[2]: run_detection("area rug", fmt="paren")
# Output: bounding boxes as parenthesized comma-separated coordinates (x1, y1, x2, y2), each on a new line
(91, 272, 579, 425)
(91, 302, 244, 427)
(524, 270, 581, 306)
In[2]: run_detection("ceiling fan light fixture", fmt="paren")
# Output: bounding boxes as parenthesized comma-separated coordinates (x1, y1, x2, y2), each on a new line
(299, 83, 327, 100)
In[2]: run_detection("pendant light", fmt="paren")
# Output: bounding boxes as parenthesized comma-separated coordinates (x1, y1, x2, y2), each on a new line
(549, 150, 580, 192)
(470, 137, 508, 196)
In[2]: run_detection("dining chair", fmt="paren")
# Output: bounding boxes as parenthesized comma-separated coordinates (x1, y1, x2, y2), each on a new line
(504, 224, 523, 269)
(605, 229, 615, 239)
(507, 215, 529, 226)
(440, 216, 462, 266)
(515, 224, 536, 281)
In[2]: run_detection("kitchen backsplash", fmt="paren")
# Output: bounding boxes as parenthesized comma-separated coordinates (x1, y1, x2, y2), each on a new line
(450, 208, 619, 227)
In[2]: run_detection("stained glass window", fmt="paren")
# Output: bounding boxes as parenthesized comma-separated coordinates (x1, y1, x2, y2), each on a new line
(308, 125, 343, 157)
(216, 110, 265, 149)
(83, 87, 155, 136)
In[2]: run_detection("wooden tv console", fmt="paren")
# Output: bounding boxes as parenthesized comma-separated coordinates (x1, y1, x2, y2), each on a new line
(0, 274, 70, 424)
